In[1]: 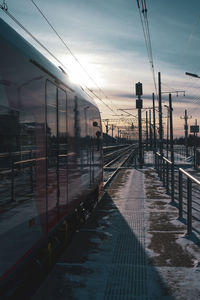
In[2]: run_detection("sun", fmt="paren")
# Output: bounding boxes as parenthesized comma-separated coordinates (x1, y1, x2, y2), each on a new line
(60, 54, 104, 88)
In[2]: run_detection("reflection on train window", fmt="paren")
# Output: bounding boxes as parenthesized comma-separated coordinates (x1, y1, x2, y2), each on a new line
(46, 81, 57, 169)
(46, 81, 68, 219)
(19, 111, 35, 153)
(58, 88, 67, 207)
(0, 99, 37, 204)
(46, 80, 58, 218)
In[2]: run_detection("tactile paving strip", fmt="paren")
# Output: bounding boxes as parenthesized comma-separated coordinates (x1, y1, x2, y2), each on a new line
(112, 234, 146, 265)
(103, 170, 148, 299)
(104, 265, 148, 300)
(114, 200, 145, 211)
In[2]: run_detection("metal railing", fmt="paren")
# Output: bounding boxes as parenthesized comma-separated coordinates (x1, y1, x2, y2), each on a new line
(155, 151, 200, 236)
(155, 152, 174, 201)
(178, 168, 200, 235)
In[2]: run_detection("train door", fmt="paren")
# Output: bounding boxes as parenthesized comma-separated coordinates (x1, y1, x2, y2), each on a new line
(45, 80, 67, 228)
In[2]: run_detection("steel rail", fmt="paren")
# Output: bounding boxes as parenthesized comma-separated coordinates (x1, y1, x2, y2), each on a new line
(104, 146, 133, 168)
(103, 148, 136, 189)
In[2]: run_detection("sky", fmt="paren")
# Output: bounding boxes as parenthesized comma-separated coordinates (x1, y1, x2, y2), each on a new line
(1, 0, 200, 137)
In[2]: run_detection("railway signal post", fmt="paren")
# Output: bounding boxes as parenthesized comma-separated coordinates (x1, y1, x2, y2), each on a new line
(136, 82, 143, 168)
(190, 120, 199, 169)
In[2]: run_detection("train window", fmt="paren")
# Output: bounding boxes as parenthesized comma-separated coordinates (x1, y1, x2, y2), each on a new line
(46, 80, 58, 219)
(58, 89, 67, 154)
(46, 81, 68, 219)
(74, 96, 81, 150)
(58, 88, 67, 207)
(19, 111, 35, 151)
(46, 81, 57, 167)
(0, 78, 9, 108)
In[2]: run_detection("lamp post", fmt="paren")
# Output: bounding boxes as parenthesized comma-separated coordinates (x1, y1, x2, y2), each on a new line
(185, 72, 200, 78)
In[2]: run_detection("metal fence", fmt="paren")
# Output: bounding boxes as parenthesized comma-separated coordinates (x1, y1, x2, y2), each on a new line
(155, 152, 200, 236)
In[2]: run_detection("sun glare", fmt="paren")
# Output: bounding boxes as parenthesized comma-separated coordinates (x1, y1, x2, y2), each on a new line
(60, 54, 104, 88)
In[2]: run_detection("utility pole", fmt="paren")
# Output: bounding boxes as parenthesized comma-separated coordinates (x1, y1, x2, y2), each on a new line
(169, 93, 174, 202)
(111, 124, 114, 139)
(152, 93, 156, 153)
(117, 127, 120, 142)
(194, 119, 198, 169)
(146, 111, 148, 150)
(105, 120, 109, 134)
(149, 109, 152, 150)
(190, 120, 199, 169)
(136, 82, 143, 168)
(180, 110, 192, 157)
(158, 72, 163, 155)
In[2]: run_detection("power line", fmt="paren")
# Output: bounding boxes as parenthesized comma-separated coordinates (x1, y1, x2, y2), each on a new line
(0, 2, 117, 114)
(136, 0, 157, 96)
(30, 0, 119, 113)
(0, 3, 70, 73)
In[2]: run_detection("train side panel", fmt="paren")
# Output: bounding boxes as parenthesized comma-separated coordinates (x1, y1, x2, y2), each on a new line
(0, 18, 103, 288)
(0, 33, 47, 280)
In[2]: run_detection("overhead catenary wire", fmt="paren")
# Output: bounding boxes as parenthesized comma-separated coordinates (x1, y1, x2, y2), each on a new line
(30, 0, 119, 113)
(136, 3, 200, 126)
(0, 3, 71, 74)
(0, 2, 117, 115)
(136, 0, 157, 96)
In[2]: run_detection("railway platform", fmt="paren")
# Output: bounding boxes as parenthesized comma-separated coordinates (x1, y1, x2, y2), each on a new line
(32, 166, 200, 300)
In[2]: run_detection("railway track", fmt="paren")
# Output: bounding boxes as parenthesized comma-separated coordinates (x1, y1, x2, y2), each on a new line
(103, 144, 132, 165)
(103, 145, 137, 188)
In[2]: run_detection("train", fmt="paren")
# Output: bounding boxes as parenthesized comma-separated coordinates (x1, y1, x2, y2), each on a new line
(0, 17, 103, 296)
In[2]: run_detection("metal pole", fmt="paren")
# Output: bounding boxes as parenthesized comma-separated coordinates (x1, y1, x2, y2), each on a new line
(155, 152, 157, 171)
(166, 161, 169, 193)
(106, 120, 109, 134)
(179, 170, 183, 219)
(152, 93, 156, 153)
(146, 111, 148, 150)
(167, 108, 169, 159)
(163, 160, 165, 187)
(158, 72, 163, 156)
(187, 177, 192, 235)
(136, 82, 143, 168)
(185, 110, 189, 157)
(111, 124, 114, 139)
(194, 119, 197, 169)
(169, 93, 174, 202)
(138, 101, 143, 167)
(149, 109, 152, 150)
(193, 131, 196, 169)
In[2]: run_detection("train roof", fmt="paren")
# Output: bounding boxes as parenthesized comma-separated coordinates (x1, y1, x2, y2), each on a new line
(0, 17, 98, 108)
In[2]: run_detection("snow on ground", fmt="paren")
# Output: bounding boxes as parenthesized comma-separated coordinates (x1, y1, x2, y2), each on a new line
(144, 166, 200, 300)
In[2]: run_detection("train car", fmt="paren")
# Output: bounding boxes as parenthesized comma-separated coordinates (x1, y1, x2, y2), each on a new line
(0, 18, 103, 296)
